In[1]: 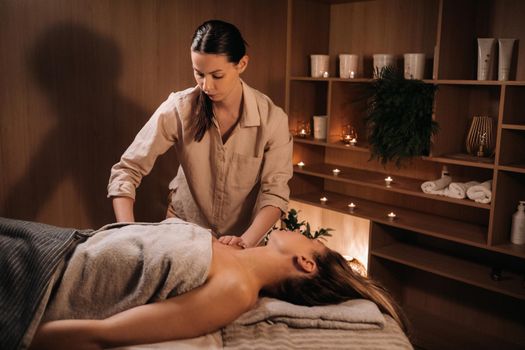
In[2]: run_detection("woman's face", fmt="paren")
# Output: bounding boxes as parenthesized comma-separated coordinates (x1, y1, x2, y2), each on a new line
(268, 229, 326, 257)
(191, 51, 247, 103)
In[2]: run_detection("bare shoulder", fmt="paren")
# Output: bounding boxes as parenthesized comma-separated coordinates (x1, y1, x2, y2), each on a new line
(212, 269, 258, 309)
(209, 245, 258, 309)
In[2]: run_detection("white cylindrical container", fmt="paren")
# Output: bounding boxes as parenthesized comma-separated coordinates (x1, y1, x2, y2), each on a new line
(310, 54, 329, 78)
(403, 53, 426, 79)
(313, 115, 327, 139)
(498, 38, 516, 81)
(511, 201, 525, 245)
(477, 38, 496, 80)
(373, 54, 395, 78)
(339, 54, 358, 78)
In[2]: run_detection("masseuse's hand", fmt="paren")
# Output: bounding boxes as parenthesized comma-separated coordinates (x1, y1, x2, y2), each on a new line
(218, 235, 247, 249)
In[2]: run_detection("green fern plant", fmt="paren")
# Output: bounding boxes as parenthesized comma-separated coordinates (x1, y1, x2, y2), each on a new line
(281, 209, 333, 240)
(366, 66, 439, 167)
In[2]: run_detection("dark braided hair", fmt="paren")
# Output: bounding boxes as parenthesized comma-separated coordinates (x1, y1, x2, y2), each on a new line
(190, 20, 248, 141)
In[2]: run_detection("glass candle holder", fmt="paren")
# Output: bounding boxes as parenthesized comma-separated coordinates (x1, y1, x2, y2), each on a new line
(341, 124, 358, 145)
(297, 120, 310, 138)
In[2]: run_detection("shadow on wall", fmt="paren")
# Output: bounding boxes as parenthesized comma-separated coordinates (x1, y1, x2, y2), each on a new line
(3, 22, 173, 228)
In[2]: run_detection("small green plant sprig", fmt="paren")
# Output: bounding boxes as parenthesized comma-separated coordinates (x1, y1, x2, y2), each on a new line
(281, 209, 333, 240)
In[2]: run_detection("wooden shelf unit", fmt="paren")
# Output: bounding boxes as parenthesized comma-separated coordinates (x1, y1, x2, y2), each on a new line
(370, 225, 525, 300)
(294, 163, 491, 209)
(291, 189, 488, 247)
(286, 0, 525, 348)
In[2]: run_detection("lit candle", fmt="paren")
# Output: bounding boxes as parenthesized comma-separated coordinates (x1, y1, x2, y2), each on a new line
(350, 71, 356, 79)
(332, 168, 341, 176)
(385, 176, 393, 187)
(299, 129, 307, 138)
(320, 196, 328, 204)
(297, 161, 305, 168)
(348, 202, 356, 212)
(387, 212, 396, 221)
(341, 124, 357, 145)
(322, 71, 329, 78)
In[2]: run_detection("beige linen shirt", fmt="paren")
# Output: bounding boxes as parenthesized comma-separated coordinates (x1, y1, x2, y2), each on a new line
(108, 81, 292, 236)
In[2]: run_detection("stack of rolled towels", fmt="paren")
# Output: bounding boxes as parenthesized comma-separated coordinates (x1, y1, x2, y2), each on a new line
(421, 175, 492, 204)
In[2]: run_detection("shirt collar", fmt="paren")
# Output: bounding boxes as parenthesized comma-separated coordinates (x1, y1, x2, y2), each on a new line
(239, 80, 261, 127)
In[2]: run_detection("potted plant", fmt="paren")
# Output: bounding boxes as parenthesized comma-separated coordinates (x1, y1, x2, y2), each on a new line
(366, 67, 439, 166)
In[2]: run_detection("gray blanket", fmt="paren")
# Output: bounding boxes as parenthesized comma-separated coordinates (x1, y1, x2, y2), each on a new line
(1, 218, 212, 350)
(0, 217, 93, 350)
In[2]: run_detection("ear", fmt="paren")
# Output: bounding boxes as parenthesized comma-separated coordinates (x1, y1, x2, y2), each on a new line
(295, 254, 317, 274)
(236, 55, 249, 74)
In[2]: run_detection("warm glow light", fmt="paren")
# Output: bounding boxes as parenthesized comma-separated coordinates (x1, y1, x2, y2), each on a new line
(385, 176, 393, 187)
(343, 255, 367, 277)
(289, 200, 370, 269)
(320, 196, 328, 204)
(341, 124, 357, 145)
(388, 212, 396, 221)
(297, 161, 305, 168)
(348, 202, 356, 212)
(332, 168, 341, 176)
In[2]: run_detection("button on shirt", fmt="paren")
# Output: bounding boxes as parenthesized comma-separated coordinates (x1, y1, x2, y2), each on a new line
(108, 81, 293, 236)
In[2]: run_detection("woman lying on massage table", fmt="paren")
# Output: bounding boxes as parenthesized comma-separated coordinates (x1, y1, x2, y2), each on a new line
(22, 218, 407, 350)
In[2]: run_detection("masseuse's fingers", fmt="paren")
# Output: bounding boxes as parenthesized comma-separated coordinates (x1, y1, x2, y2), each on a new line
(218, 235, 246, 249)
(218, 235, 233, 244)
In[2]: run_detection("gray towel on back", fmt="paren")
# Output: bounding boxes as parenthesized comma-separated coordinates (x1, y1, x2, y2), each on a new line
(44, 218, 212, 321)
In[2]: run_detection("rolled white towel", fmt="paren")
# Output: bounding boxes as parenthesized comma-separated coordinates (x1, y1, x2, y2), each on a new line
(466, 180, 492, 204)
(446, 181, 479, 199)
(421, 175, 452, 194)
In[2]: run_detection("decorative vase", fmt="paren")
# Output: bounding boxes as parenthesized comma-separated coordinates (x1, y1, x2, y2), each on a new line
(465, 116, 495, 157)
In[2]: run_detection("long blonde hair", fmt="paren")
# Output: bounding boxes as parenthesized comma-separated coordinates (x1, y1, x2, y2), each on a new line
(266, 249, 409, 333)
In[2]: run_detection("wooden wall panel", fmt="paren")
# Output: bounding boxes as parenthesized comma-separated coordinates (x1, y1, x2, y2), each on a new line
(329, 0, 439, 78)
(0, 0, 287, 228)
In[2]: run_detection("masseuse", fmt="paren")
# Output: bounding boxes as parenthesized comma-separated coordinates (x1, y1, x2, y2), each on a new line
(108, 20, 292, 248)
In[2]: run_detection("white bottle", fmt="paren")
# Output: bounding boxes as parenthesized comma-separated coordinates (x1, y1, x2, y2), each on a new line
(510, 201, 525, 245)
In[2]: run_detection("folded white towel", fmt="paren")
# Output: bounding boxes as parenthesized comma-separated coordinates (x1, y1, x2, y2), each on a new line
(421, 175, 452, 194)
(467, 180, 492, 204)
(446, 181, 479, 199)
(234, 297, 385, 330)
(430, 188, 447, 196)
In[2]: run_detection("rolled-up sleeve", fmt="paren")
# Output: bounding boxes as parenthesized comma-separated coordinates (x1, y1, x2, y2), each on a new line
(107, 93, 180, 199)
(255, 108, 293, 214)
